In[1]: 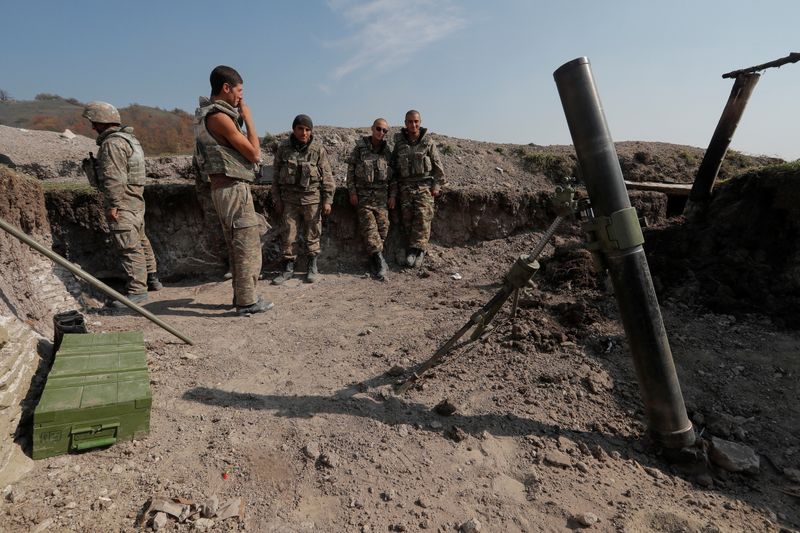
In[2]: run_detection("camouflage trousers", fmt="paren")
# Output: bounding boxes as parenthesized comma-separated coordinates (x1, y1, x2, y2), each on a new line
(195, 176, 229, 267)
(356, 190, 389, 254)
(399, 184, 435, 250)
(109, 209, 157, 295)
(211, 180, 265, 307)
(280, 201, 322, 261)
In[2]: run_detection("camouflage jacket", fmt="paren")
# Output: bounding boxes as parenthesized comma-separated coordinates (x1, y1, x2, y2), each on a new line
(389, 127, 445, 198)
(272, 135, 335, 206)
(346, 136, 392, 195)
(94, 126, 146, 215)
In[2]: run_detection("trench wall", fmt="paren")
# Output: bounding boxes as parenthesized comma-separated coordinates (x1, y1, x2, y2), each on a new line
(46, 184, 656, 281)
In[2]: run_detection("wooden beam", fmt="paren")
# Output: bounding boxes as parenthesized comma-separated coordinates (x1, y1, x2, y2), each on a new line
(625, 180, 693, 196)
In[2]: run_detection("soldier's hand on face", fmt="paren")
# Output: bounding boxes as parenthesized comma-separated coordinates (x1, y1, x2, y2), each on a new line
(322, 203, 332, 216)
(431, 186, 442, 198)
(387, 197, 396, 210)
(238, 98, 252, 119)
(349, 193, 358, 207)
(106, 208, 119, 222)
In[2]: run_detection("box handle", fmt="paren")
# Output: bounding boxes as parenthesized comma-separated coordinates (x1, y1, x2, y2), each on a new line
(70, 422, 119, 451)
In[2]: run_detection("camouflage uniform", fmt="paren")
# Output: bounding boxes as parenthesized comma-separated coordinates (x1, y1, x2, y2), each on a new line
(194, 97, 265, 307)
(390, 127, 445, 251)
(93, 125, 157, 295)
(272, 136, 335, 261)
(346, 136, 392, 254)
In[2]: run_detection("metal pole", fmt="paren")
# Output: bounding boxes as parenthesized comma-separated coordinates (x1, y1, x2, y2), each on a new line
(553, 57, 694, 449)
(0, 215, 194, 346)
(685, 73, 760, 214)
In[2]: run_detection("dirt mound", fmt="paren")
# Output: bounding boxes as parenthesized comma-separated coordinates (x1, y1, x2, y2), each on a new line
(646, 161, 800, 326)
(0, 126, 96, 181)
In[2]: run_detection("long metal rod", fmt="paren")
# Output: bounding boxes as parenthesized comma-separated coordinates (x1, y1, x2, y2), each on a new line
(722, 51, 799, 78)
(686, 73, 760, 211)
(396, 215, 564, 394)
(554, 57, 694, 449)
(0, 215, 194, 346)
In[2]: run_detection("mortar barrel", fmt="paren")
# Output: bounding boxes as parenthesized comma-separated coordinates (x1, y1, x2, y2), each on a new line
(553, 57, 694, 448)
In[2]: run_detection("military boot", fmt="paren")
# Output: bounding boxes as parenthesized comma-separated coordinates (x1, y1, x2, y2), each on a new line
(305, 255, 318, 283)
(374, 252, 388, 281)
(413, 250, 425, 268)
(236, 296, 274, 316)
(109, 292, 148, 309)
(272, 261, 295, 285)
(405, 248, 418, 268)
(147, 272, 163, 291)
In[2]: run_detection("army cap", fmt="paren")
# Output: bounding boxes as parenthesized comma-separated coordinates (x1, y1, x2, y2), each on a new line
(82, 101, 121, 124)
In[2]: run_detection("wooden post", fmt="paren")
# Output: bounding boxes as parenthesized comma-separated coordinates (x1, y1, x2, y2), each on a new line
(685, 73, 760, 214)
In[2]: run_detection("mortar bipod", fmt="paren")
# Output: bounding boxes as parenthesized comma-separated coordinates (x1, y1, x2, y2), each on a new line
(395, 183, 579, 394)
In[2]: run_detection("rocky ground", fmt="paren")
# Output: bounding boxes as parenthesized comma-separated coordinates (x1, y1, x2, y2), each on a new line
(1, 228, 799, 532)
(0, 124, 798, 532)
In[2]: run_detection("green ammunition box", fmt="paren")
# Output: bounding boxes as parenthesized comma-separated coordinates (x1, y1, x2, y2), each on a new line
(32, 332, 151, 459)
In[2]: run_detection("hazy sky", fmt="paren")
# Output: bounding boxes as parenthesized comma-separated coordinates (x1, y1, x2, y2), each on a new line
(1, 1, 798, 159)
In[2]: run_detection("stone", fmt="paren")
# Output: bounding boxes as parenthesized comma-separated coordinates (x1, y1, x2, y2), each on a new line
(302, 442, 321, 460)
(460, 517, 482, 532)
(783, 467, 800, 483)
(557, 436, 577, 453)
(111, 464, 125, 475)
(709, 437, 760, 474)
(643, 466, 664, 480)
(193, 517, 215, 531)
(575, 512, 599, 527)
(445, 426, 468, 442)
(429, 420, 443, 430)
(181, 353, 199, 361)
(696, 473, 713, 487)
(320, 452, 340, 469)
(60, 129, 77, 140)
(434, 399, 457, 416)
(415, 497, 429, 508)
(152, 512, 168, 531)
(387, 365, 406, 377)
(30, 518, 55, 533)
(576, 462, 590, 474)
(544, 450, 572, 468)
(380, 489, 396, 501)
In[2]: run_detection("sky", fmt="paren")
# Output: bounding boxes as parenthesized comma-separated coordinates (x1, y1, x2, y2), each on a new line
(1, 0, 798, 160)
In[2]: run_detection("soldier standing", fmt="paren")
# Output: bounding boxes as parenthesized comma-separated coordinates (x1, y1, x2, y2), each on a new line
(347, 118, 393, 280)
(390, 110, 445, 268)
(271, 115, 335, 284)
(193, 65, 272, 315)
(81, 101, 162, 307)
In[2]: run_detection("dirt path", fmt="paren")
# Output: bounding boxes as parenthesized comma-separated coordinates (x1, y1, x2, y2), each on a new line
(3, 237, 799, 532)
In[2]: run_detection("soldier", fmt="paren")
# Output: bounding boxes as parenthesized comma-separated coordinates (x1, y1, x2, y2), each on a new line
(271, 115, 335, 284)
(390, 109, 445, 268)
(81, 101, 162, 307)
(193, 65, 272, 315)
(347, 118, 393, 280)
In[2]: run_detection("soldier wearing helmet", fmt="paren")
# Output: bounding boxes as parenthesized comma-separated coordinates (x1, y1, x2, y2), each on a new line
(82, 101, 162, 306)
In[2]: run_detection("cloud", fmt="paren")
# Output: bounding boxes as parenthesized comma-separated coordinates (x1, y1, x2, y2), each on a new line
(325, 0, 466, 82)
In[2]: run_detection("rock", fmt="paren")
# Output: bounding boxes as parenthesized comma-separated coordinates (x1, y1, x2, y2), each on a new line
(30, 518, 55, 533)
(60, 129, 77, 140)
(445, 426, 468, 442)
(415, 497, 429, 508)
(643, 466, 664, 480)
(460, 517, 482, 532)
(380, 489, 396, 501)
(434, 399, 457, 416)
(557, 436, 577, 453)
(152, 512, 168, 531)
(574, 512, 599, 527)
(544, 450, 572, 468)
(65, 501, 77, 509)
(784, 467, 800, 483)
(705, 412, 734, 438)
(302, 442, 321, 460)
(193, 517, 215, 531)
(709, 437, 760, 474)
(111, 464, 125, 475)
(201, 494, 219, 518)
(396, 424, 410, 437)
(387, 365, 406, 377)
(575, 462, 590, 474)
(429, 420, 443, 430)
(181, 352, 199, 361)
(696, 473, 713, 487)
(319, 451, 340, 469)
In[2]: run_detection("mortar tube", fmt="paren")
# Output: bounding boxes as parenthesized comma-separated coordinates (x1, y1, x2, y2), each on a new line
(553, 57, 694, 448)
(0, 215, 194, 346)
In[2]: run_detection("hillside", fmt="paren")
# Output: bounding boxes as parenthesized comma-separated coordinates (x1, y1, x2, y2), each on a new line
(0, 95, 193, 155)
